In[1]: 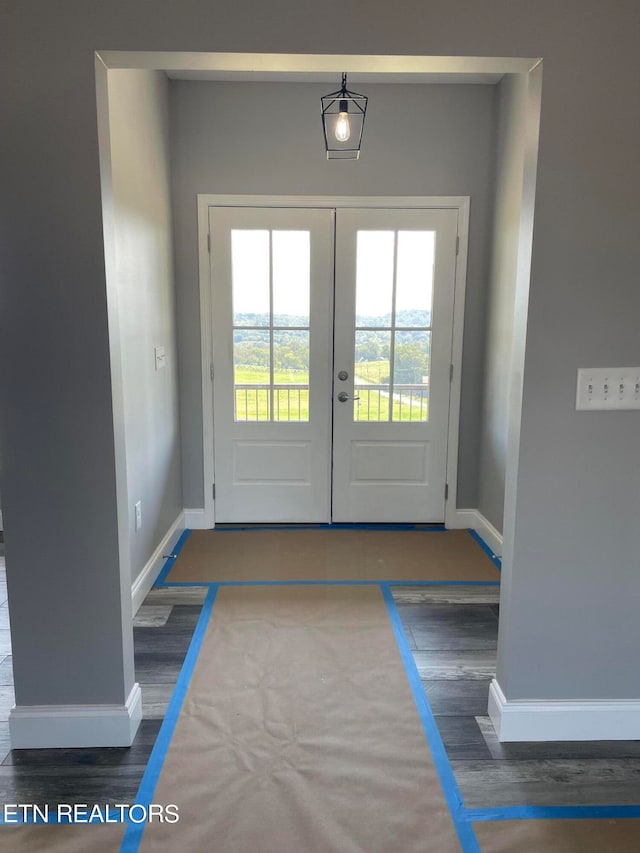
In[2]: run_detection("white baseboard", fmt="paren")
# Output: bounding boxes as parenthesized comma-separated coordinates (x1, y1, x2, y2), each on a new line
(131, 512, 185, 615)
(447, 508, 503, 557)
(184, 508, 211, 529)
(488, 678, 640, 741)
(9, 683, 142, 748)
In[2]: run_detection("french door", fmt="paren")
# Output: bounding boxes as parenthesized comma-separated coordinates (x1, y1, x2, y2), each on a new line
(210, 207, 333, 522)
(209, 205, 459, 523)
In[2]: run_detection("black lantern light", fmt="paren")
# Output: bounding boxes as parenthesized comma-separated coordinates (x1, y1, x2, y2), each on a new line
(321, 73, 368, 160)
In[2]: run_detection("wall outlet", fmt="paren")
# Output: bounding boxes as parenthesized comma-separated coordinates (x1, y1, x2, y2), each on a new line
(576, 367, 640, 411)
(134, 500, 142, 531)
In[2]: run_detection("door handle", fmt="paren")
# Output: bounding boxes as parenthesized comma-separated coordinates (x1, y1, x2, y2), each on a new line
(337, 392, 360, 402)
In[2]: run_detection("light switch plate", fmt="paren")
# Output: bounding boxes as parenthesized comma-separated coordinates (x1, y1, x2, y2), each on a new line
(154, 346, 166, 370)
(576, 367, 640, 410)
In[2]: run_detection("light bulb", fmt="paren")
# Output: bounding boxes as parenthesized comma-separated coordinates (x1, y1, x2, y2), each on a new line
(335, 112, 351, 141)
(335, 101, 351, 142)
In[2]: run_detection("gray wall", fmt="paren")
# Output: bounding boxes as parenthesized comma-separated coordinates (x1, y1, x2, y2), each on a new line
(497, 46, 640, 700)
(107, 70, 183, 583)
(0, 20, 135, 707)
(1, 0, 639, 712)
(478, 74, 528, 532)
(170, 80, 497, 510)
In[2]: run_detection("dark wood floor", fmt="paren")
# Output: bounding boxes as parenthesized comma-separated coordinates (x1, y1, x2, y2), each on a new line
(0, 556, 638, 813)
(392, 584, 640, 808)
(0, 579, 207, 808)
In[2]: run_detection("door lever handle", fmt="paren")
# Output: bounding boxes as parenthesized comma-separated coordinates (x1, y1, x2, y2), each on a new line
(337, 392, 360, 402)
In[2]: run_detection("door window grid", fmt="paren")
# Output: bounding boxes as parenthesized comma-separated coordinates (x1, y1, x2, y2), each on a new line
(353, 230, 434, 422)
(232, 229, 310, 422)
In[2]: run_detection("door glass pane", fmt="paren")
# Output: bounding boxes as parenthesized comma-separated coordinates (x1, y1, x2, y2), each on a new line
(231, 230, 270, 326)
(392, 331, 431, 422)
(355, 231, 394, 326)
(353, 330, 391, 422)
(232, 229, 314, 423)
(395, 231, 435, 328)
(273, 231, 310, 326)
(273, 330, 309, 422)
(234, 329, 270, 421)
(351, 229, 435, 423)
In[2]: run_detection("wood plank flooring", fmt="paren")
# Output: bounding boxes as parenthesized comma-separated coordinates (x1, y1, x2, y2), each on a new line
(0, 567, 207, 808)
(0, 547, 638, 816)
(391, 584, 640, 808)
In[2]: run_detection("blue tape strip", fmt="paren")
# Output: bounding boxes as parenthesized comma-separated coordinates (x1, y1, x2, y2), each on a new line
(162, 579, 385, 587)
(211, 522, 446, 531)
(383, 580, 500, 587)
(380, 583, 481, 852)
(463, 804, 640, 822)
(120, 585, 218, 853)
(468, 529, 502, 572)
(155, 529, 192, 586)
(159, 580, 500, 589)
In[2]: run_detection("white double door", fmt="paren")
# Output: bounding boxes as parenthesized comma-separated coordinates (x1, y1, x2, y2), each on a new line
(210, 205, 459, 523)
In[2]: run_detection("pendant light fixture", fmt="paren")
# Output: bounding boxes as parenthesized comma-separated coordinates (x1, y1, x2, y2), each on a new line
(321, 73, 368, 160)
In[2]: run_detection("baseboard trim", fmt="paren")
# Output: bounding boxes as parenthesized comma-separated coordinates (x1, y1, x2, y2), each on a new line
(9, 683, 142, 748)
(184, 508, 211, 529)
(131, 512, 185, 615)
(488, 678, 640, 741)
(448, 509, 503, 557)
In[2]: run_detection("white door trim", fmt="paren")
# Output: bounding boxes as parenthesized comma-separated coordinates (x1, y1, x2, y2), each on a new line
(197, 194, 470, 528)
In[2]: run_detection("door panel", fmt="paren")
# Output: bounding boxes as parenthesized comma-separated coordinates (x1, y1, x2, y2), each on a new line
(332, 208, 458, 522)
(210, 207, 334, 522)
(210, 205, 458, 524)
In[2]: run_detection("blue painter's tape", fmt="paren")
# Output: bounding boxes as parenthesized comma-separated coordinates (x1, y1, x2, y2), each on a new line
(120, 585, 218, 853)
(154, 529, 192, 586)
(383, 580, 500, 587)
(380, 583, 481, 852)
(159, 580, 382, 588)
(468, 529, 502, 572)
(463, 804, 640, 822)
(218, 579, 380, 586)
(207, 579, 500, 588)
(211, 522, 446, 532)
(159, 579, 500, 589)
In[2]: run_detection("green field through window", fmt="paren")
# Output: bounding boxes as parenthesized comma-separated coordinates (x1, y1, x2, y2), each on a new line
(234, 363, 428, 422)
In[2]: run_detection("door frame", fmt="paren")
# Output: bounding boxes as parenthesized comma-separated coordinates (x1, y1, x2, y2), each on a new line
(197, 194, 470, 529)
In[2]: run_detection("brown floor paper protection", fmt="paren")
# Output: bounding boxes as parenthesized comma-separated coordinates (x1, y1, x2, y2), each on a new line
(474, 818, 640, 852)
(166, 528, 500, 583)
(140, 585, 463, 852)
(0, 824, 124, 852)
